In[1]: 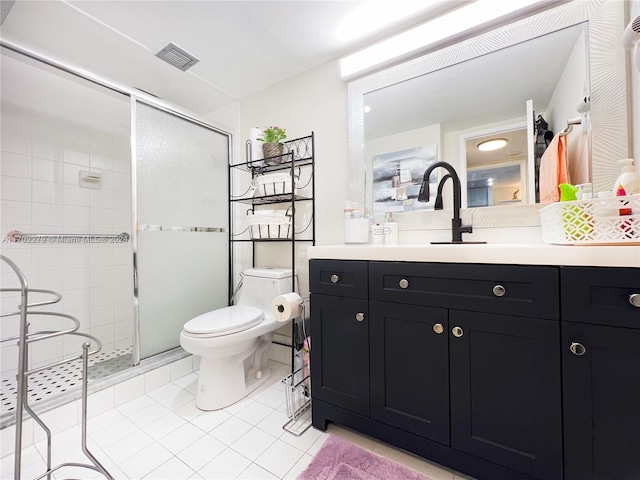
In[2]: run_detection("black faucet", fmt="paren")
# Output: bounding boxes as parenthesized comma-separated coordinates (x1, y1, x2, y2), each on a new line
(418, 161, 476, 243)
(434, 174, 452, 210)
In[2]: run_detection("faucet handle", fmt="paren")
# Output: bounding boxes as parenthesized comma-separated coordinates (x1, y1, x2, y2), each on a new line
(460, 224, 473, 234)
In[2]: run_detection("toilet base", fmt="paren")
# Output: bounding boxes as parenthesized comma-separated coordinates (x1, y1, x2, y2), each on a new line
(195, 356, 273, 410)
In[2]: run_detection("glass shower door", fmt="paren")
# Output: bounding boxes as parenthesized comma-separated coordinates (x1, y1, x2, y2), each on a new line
(134, 101, 229, 361)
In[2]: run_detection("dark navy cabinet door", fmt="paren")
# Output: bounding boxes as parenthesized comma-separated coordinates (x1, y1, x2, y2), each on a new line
(310, 293, 369, 416)
(562, 322, 640, 480)
(370, 300, 449, 445)
(449, 310, 563, 480)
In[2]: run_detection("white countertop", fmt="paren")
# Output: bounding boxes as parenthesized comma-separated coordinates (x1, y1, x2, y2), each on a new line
(308, 244, 640, 268)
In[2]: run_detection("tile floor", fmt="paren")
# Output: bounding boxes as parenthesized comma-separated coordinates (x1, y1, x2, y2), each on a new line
(1, 360, 473, 480)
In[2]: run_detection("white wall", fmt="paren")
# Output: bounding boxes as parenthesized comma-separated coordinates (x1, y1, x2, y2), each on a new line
(632, 1, 640, 165)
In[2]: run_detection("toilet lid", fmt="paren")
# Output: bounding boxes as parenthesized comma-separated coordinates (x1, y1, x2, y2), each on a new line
(183, 305, 264, 337)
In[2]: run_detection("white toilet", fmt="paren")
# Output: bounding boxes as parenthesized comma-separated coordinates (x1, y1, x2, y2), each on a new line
(180, 268, 296, 410)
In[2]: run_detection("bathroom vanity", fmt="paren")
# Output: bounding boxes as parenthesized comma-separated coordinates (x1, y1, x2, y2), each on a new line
(308, 245, 640, 480)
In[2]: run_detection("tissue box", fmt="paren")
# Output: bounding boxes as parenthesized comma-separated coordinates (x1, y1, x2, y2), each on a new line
(246, 210, 292, 239)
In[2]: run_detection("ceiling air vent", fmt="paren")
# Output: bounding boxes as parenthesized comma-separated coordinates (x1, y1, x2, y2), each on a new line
(155, 43, 199, 71)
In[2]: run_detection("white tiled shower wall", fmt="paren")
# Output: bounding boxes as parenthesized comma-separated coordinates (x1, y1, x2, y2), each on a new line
(0, 100, 134, 380)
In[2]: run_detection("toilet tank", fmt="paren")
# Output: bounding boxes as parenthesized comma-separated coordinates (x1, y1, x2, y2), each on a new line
(237, 268, 297, 312)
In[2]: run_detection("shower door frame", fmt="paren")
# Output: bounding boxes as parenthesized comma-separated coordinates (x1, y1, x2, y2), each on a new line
(0, 40, 234, 367)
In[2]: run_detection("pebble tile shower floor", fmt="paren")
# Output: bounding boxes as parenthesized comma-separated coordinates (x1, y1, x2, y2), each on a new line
(0, 346, 132, 414)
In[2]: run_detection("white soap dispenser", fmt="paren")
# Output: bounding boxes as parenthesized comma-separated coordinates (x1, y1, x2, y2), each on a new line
(612, 159, 640, 196)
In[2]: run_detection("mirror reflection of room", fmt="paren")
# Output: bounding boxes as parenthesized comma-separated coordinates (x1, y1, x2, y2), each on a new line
(363, 23, 588, 209)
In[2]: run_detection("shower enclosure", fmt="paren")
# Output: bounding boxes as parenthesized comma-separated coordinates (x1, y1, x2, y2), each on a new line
(0, 44, 230, 423)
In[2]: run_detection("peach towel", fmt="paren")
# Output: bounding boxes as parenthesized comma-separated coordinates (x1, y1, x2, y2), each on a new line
(540, 133, 570, 202)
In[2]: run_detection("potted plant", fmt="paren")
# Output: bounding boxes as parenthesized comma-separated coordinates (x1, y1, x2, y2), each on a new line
(258, 126, 287, 163)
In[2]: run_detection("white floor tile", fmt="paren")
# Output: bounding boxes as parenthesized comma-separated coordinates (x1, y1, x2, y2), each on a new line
(253, 387, 286, 409)
(115, 394, 156, 417)
(190, 409, 232, 433)
(176, 434, 226, 471)
(282, 453, 313, 480)
(143, 456, 196, 479)
(101, 428, 154, 463)
(230, 428, 277, 461)
(88, 409, 125, 433)
(224, 396, 256, 415)
(143, 411, 187, 439)
(127, 402, 172, 427)
(210, 416, 253, 446)
(118, 442, 173, 480)
(157, 422, 206, 455)
(254, 439, 305, 478)
(305, 432, 329, 456)
(235, 400, 275, 425)
(197, 447, 251, 480)
(172, 372, 198, 390)
(146, 382, 183, 402)
(89, 417, 139, 449)
(157, 388, 195, 410)
(255, 409, 288, 438)
(280, 425, 326, 453)
(236, 462, 279, 480)
(174, 400, 204, 421)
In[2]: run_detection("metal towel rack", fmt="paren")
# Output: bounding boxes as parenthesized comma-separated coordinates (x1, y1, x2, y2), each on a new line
(0, 255, 113, 480)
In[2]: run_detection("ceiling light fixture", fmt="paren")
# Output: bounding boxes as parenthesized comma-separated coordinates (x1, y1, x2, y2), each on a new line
(477, 138, 508, 152)
(340, 0, 545, 79)
(336, 1, 438, 41)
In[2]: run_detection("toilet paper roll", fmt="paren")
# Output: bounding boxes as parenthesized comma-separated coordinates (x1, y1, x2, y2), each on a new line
(271, 292, 302, 322)
(249, 127, 263, 164)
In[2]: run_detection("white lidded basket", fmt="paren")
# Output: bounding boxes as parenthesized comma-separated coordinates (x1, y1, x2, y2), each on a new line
(246, 209, 292, 239)
(253, 169, 300, 197)
(539, 195, 640, 245)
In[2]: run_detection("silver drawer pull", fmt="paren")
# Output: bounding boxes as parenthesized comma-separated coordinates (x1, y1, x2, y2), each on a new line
(399, 278, 409, 289)
(630, 294, 640, 308)
(493, 285, 506, 297)
(355, 312, 365, 322)
(330, 274, 340, 284)
(452, 326, 464, 338)
(433, 323, 444, 334)
(570, 342, 587, 356)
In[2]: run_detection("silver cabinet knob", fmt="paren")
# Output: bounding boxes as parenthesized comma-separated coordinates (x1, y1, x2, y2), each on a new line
(330, 274, 340, 284)
(399, 278, 409, 289)
(570, 342, 587, 356)
(452, 326, 464, 338)
(493, 285, 506, 297)
(355, 312, 365, 322)
(433, 323, 444, 334)
(629, 294, 640, 308)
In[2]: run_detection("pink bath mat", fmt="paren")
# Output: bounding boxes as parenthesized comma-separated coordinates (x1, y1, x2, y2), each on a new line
(297, 435, 437, 480)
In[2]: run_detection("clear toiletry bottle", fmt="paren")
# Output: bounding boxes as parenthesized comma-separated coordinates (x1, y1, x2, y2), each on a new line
(384, 213, 398, 244)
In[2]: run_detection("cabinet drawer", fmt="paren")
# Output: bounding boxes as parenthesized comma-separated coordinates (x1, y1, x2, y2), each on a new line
(561, 267, 640, 329)
(370, 262, 559, 320)
(309, 260, 368, 299)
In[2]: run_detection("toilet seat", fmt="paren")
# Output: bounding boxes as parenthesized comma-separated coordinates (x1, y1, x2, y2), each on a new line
(183, 305, 264, 337)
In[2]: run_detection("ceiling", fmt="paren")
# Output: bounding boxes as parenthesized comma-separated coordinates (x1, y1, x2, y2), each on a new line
(0, 0, 466, 115)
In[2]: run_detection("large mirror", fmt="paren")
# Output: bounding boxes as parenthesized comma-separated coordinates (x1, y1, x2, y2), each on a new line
(348, 0, 629, 227)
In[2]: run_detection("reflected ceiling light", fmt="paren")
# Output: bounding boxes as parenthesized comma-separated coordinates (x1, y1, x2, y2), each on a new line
(337, 1, 438, 42)
(477, 138, 508, 152)
(364, 105, 372, 113)
(340, 0, 544, 79)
